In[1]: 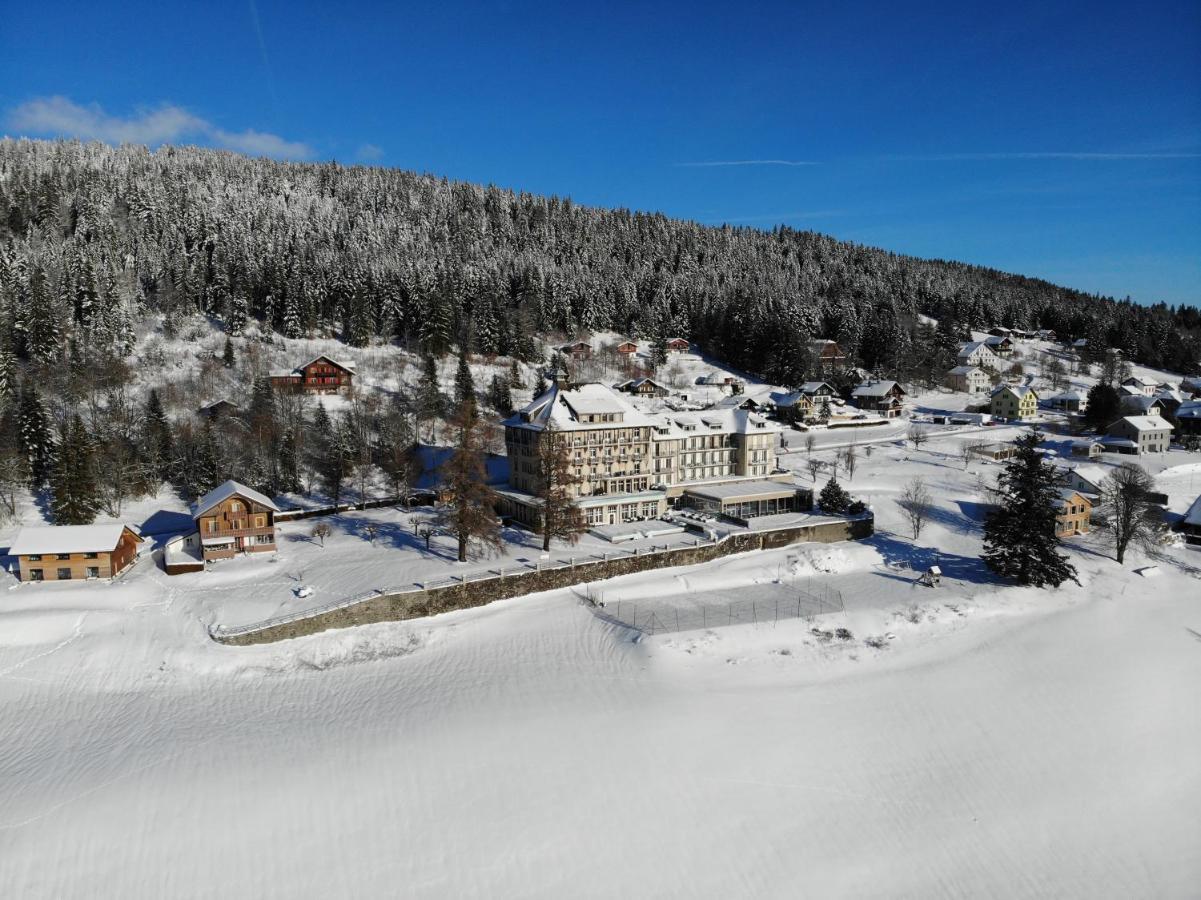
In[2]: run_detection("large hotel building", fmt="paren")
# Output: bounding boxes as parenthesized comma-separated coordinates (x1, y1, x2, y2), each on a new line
(499, 382, 806, 528)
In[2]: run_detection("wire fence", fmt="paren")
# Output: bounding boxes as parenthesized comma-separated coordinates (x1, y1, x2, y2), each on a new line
(583, 579, 844, 636)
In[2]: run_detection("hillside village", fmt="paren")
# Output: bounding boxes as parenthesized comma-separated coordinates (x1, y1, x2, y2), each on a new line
(3, 317, 1201, 645)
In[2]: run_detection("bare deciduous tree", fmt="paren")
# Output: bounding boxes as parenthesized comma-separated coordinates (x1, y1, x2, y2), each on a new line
(804, 433, 816, 456)
(1099, 463, 1162, 564)
(898, 477, 932, 539)
(841, 444, 858, 481)
(908, 424, 928, 451)
(310, 521, 331, 547)
(437, 400, 503, 562)
(806, 456, 822, 482)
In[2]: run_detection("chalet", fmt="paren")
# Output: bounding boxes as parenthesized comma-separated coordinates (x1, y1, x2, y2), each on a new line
(809, 339, 848, 372)
(1070, 440, 1103, 459)
(615, 341, 639, 356)
(1179, 494, 1201, 545)
(198, 399, 242, 420)
(957, 341, 1000, 371)
(990, 384, 1038, 421)
(1181, 376, 1201, 398)
(1120, 394, 1163, 418)
(1121, 375, 1159, 397)
(1054, 490, 1092, 537)
(1036, 329, 1057, 341)
(665, 337, 692, 354)
(9, 524, 143, 582)
(1046, 390, 1087, 413)
(987, 327, 1012, 338)
(1071, 338, 1088, 351)
(559, 340, 593, 360)
(1152, 390, 1186, 418)
(983, 334, 1014, 357)
(618, 377, 669, 398)
(710, 395, 762, 412)
(191, 480, 280, 561)
(850, 380, 906, 417)
(800, 381, 838, 401)
(946, 365, 990, 394)
(697, 372, 745, 394)
(1176, 400, 1201, 436)
(1103, 415, 1172, 455)
(1060, 464, 1107, 497)
(269, 355, 355, 395)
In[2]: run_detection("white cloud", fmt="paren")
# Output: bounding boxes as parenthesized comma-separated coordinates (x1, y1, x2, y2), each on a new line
(676, 159, 820, 168)
(7, 96, 313, 159)
(896, 151, 1201, 161)
(355, 143, 384, 162)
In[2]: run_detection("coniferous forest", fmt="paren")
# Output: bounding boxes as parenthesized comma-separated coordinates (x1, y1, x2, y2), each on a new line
(1, 137, 1199, 525)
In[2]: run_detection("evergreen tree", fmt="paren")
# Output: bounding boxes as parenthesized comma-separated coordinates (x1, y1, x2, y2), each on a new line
(535, 422, 583, 551)
(508, 357, 523, 389)
(1083, 382, 1121, 433)
(415, 353, 446, 440)
(50, 415, 99, 524)
(437, 399, 502, 562)
(982, 432, 1077, 587)
(222, 337, 235, 368)
(818, 477, 850, 513)
(454, 344, 476, 407)
(486, 374, 513, 415)
(194, 420, 223, 493)
(143, 389, 174, 482)
(17, 382, 55, 488)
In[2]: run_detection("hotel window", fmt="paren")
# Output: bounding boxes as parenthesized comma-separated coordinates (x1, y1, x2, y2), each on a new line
(84, 552, 98, 559)
(29, 569, 44, 581)
(28, 554, 42, 561)
(56, 554, 70, 560)
(57, 568, 72, 580)
(85, 567, 100, 579)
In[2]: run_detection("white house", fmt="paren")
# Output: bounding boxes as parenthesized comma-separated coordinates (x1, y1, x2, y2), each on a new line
(1046, 390, 1087, 413)
(956, 341, 1000, 371)
(946, 365, 990, 394)
(1103, 415, 1173, 455)
(1121, 375, 1159, 397)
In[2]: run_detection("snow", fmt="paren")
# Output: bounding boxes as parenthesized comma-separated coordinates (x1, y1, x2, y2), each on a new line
(8, 523, 138, 556)
(193, 479, 280, 516)
(2, 328, 1201, 895)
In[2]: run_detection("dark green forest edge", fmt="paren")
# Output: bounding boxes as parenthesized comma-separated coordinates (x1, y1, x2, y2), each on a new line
(0, 137, 1198, 525)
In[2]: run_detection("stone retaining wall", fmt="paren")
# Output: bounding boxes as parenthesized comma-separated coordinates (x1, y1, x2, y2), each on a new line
(214, 516, 872, 646)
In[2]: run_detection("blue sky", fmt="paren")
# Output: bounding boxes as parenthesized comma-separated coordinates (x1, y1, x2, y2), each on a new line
(2, 0, 1198, 306)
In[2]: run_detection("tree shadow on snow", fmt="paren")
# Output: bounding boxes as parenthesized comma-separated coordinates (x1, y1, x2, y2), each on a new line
(868, 532, 998, 585)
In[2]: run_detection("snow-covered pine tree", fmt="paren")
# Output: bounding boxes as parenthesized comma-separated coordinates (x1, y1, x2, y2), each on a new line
(50, 414, 100, 524)
(18, 381, 55, 488)
(982, 431, 1077, 587)
(818, 477, 850, 513)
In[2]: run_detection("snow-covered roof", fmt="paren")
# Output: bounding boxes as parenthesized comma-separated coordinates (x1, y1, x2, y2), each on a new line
(1176, 402, 1201, 420)
(620, 377, 667, 391)
(1050, 390, 1085, 401)
(1053, 488, 1090, 509)
(1112, 415, 1172, 432)
(851, 380, 903, 398)
(1065, 464, 1109, 489)
(948, 365, 984, 376)
(507, 383, 658, 432)
(984, 335, 1011, 346)
(1122, 375, 1158, 387)
(958, 341, 996, 357)
(10, 523, 141, 556)
(651, 407, 778, 439)
(300, 354, 355, 373)
(799, 381, 835, 395)
(193, 480, 280, 518)
(991, 384, 1037, 399)
(1183, 495, 1201, 527)
(1122, 396, 1162, 413)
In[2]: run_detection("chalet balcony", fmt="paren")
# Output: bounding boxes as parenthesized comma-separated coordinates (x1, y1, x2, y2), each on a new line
(200, 524, 276, 541)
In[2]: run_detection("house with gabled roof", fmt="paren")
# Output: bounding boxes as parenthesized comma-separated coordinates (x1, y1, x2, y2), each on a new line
(9, 524, 143, 582)
(984, 334, 1014, 357)
(1046, 390, 1087, 413)
(850, 380, 906, 417)
(946, 365, 990, 394)
(269, 354, 355, 395)
(190, 479, 281, 562)
(1103, 415, 1172, 455)
(809, 339, 848, 372)
(990, 384, 1038, 420)
(665, 337, 692, 354)
(957, 341, 1000, 371)
(618, 376, 669, 398)
(1054, 490, 1092, 537)
(559, 340, 593, 360)
(1179, 494, 1201, 545)
(1121, 374, 1159, 397)
(615, 340, 639, 356)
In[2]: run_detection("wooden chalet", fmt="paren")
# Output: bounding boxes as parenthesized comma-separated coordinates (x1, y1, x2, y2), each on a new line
(192, 480, 280, 561)
(197, 399, 242, 420)
(665, 337, 691, 354)
(850, 380, 906, 417)
(616, 340, 639, 356)
(1179, 495, 1201, 545)
(9, 524, 143, 582)
(559, 340, 593, 360)
(809, 339, 848, 372)
(618, 377, 669, 398)
(269, 355, 355, 395)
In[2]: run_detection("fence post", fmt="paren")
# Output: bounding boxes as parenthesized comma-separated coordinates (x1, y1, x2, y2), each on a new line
(728, 603, 732, 625)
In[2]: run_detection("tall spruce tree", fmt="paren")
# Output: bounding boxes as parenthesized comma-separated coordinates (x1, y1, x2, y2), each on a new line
(454, 345, 475, 407)
(50, 415, 99, 524)
(18, 382, 55, 488)
(437, 398, 502, 562)
(143, 389, 174, 483)
(982, 431, 1077, 587)
(536, 422, 583, 552)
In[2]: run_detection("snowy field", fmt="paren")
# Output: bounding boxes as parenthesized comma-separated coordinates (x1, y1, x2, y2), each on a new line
(3, 418, 1201, 897)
